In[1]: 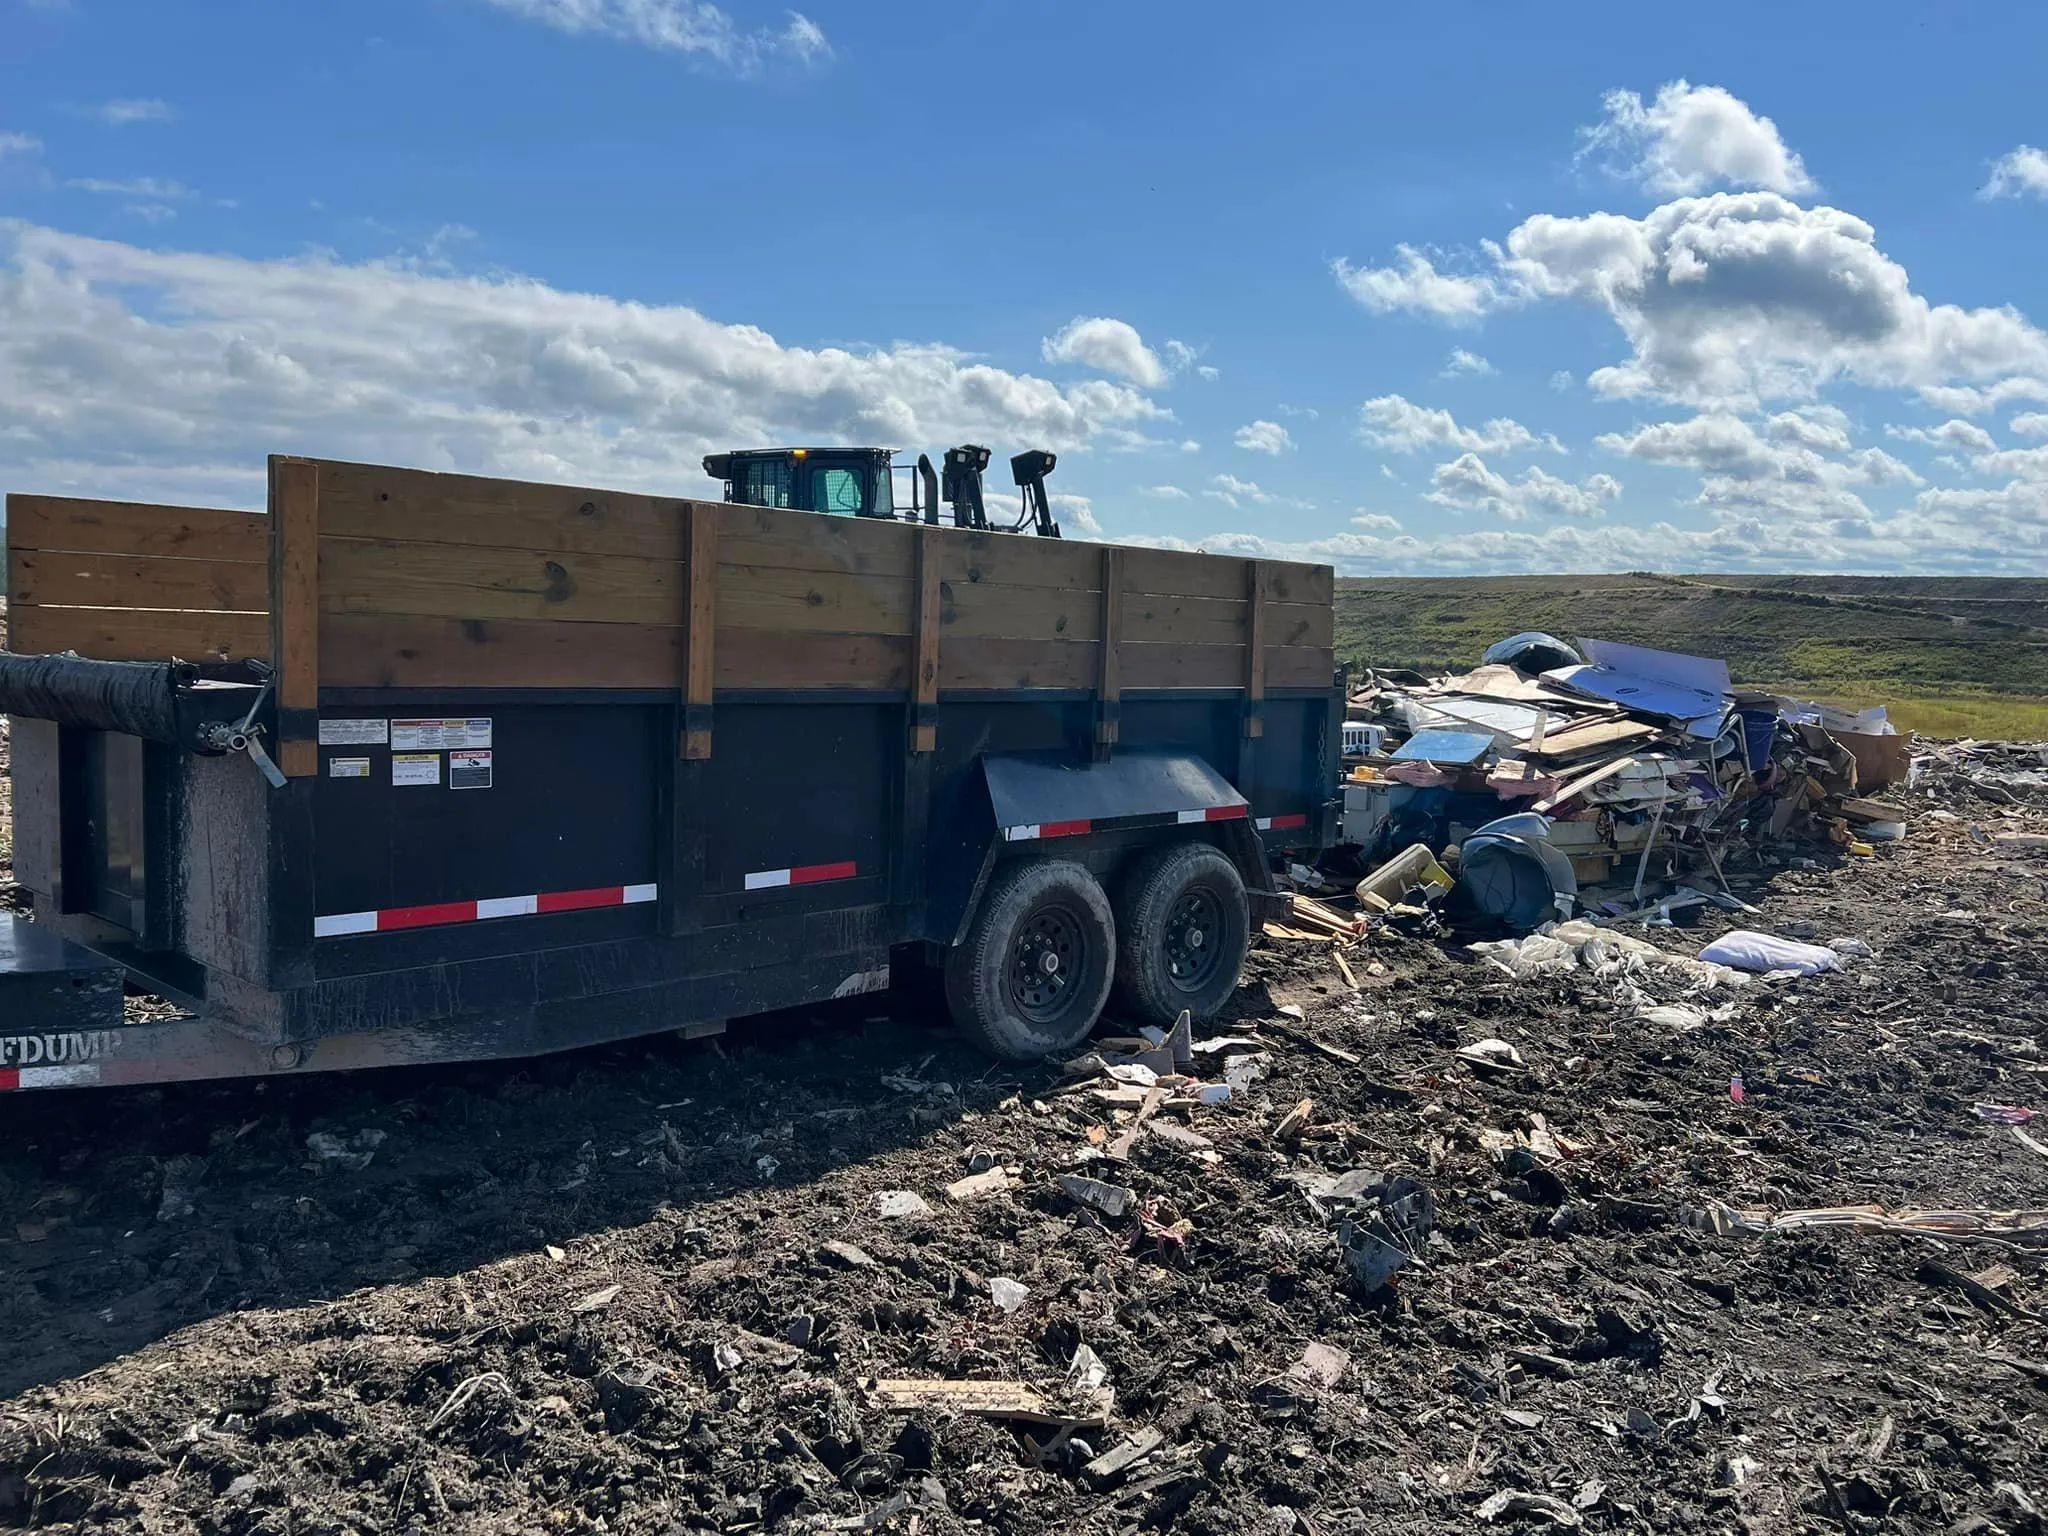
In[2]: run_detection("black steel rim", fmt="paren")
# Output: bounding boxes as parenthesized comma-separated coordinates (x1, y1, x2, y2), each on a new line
(1162, 888, 1225, 992)
(1008, 902, 1089, 1023)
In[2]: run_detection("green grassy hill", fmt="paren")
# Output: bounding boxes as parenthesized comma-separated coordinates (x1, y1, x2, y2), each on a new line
(1334, 574, 2048, 737)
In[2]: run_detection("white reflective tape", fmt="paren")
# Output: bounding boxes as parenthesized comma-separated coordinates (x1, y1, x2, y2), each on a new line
(1176, 809, 1205, 824)
(314, 911, 379, 937)
(1004, 825, 1040, 842)
(623, 883, 658, 904)
(20, 1064, 100, 1088)
(476, 894, 539, 920)
(1255, 817, 1272, 830)
(744, 869, 792, 890)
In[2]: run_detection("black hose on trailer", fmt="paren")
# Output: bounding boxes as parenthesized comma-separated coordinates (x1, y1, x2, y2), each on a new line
(0, 651, 191, 743)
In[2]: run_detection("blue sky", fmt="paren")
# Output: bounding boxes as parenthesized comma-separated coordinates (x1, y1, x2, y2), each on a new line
(5, 1, 2048, 573)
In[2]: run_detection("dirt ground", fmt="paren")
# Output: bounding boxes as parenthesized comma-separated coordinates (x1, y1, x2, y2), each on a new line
(2, 720, 2046, 1535)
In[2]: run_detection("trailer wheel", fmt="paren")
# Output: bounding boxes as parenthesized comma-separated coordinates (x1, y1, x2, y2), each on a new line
(944, 859, 1115, 1060)
(1111, 841, 1249, 1027)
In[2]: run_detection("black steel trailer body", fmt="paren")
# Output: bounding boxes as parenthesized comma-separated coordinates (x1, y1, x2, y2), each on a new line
(0, 458, 1340, 1089)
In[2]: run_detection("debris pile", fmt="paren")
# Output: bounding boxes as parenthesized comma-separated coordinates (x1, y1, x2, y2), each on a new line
(1341, 633, 1920, 931)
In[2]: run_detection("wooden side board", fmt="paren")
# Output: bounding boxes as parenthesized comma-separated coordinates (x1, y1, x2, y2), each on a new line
(301, 454, 1334, 693)
(2, 460, 1335, 695)
(3, 492, 269, 661)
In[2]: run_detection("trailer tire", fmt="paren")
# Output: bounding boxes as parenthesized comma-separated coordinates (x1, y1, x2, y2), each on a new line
(944, 859, 1115, 1061)
(1111, 841, 1249, 1027)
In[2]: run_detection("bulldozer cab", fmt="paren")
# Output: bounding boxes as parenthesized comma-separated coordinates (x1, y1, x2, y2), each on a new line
(705, 444, 1064, 537)
(703, 448, 896, 520)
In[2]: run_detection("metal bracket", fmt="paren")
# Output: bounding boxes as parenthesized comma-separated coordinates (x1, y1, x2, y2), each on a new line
(193, 673, 288, 789)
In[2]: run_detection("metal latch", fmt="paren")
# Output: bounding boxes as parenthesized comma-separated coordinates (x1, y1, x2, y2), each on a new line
(195, 672, 287, 789)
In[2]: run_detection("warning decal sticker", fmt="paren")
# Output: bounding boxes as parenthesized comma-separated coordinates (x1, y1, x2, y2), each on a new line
(392, 753, 441, 786)
(329, 757, 371, 779)
(392, 718, 491, 751)
(449, 749, 493, 789)
(319, 718, 388, 746)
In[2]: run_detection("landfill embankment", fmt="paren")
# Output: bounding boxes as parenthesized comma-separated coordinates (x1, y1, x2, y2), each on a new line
(2, 713, 2047, 1532)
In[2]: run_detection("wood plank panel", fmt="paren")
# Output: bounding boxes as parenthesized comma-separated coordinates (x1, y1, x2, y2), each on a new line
(1264, 600, 1334, 650)
(1260, 562, 1333, 607)
(319, 537, 683, 625)
(719, 628, 909, 691)
(1119, 592, 1247, 648)
(939, 636, 1095, 691)
(939, 578, 1099, 642)
(5, 495, 266, 563)
(1121, 641, 1244, 690)
(1116, 547, 1247, 602)
(1268, 646, 1337, 690)
(1111, 594, 1331, 650)
(9, 550, 269, 613)
(1119, 545, 1331, 605)
(320, 614, 912, 691)
(935, 533, 1101, 593)
(717, 503, 915, 580)
(7, 604, 270, 662)
(270, 457, 321, 778)
(321, 613, 679, 689)
(716, 564, 912, 636)
(316, 460, 685, 562)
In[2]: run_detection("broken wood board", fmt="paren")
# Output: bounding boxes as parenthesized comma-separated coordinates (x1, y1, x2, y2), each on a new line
(1524, 716, 1662, 760)
(1532, 752, 1640, 815)
(868, 1378, 1106, 1427)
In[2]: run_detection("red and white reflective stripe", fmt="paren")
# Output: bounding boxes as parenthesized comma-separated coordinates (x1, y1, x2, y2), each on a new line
(1005, 804, 1249, 842)
(315, 883, 656, 938)
(1003, 820, 1091, 843)
(744, 860, 859, 891)
(0, 1064, 102, 1091)
(1256, 813, 1310, 831)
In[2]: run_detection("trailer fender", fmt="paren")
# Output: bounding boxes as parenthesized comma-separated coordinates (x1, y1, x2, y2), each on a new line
(926, 750, 1269, 948)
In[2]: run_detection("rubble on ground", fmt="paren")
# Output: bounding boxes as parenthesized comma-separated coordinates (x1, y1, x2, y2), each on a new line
(1334, 632, 1953, 937)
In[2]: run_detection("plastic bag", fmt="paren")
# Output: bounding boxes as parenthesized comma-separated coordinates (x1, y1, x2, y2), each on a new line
(1696, 930, 1840, 976)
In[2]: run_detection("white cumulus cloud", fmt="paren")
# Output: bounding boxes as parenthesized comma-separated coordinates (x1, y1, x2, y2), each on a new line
(476, 0, 827, 71)
(1442, 347, 1494, 377)
(1426, 454, 1620, 521)
(96, 98, 175, 126)
(1599, 411, 1919, 526)
(2011, 411, 2048, 439)
(1334, 86, 2048, 412)
(0, 132, 42, 159)
(1579, 80, 1815, 196)
(1331, 246, 1505, 323)
(1206, 473, 1273, 508)
(1981, 146, 2048, 202)
(1918, 378, 2048, 416)
(1042, 316, 1167, 389)
(1234, 419, 1293, 454)
(68, 176, 199, 200)
(0, 221, 1171, 506)
(1358, 394, 1561, 455)
(1141, 484, 1190, 499)
(1886, 418, 1998, 454)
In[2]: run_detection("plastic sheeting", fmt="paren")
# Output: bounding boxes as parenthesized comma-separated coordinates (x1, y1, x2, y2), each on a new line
(0, 651, 186, 743)
(1696, 929, 1841, 975)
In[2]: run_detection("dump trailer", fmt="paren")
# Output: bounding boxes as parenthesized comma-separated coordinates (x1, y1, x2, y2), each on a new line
(0, 457, 1339, 1090)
